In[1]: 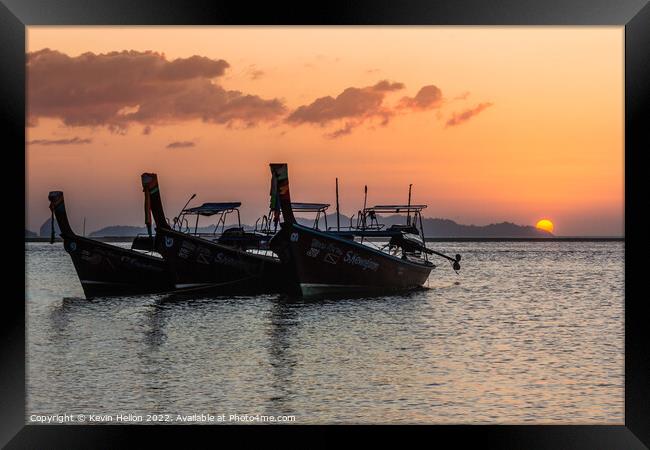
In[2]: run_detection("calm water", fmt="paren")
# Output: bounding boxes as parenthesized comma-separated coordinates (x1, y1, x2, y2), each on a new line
(26, 241, 624, 424)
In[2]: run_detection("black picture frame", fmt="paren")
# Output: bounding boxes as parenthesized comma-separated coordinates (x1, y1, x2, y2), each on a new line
(3, 0, 648, 447)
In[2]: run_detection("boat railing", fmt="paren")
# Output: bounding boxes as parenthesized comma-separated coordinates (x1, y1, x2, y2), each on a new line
(291, 202, 330, 230)
(173, 202, 243, 237)
(334, 204, 431, 262)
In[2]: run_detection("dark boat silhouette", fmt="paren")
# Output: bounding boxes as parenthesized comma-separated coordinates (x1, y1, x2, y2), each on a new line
(268, 163, 461, 296)
(47, 191, 173, 298)
(141, 173, 289, 294)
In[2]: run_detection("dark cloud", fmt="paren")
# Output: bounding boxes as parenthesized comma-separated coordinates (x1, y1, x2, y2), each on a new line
(27, 49, 286, 131)
(27, 137, 92, 146)
(286, 80, 404, 137)
(325, 123, 355, 139)
(399, 85, 443, 111)
(446, 102, 493, 127)
(166, 141, 195, 149)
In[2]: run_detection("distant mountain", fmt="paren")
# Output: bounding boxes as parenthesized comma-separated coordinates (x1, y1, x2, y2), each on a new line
(83, 214, 552, 238)
(420, 218, 552, 237)
(88, 223, 256, 237)
(89, 225, 148, 237)
(295, 213, 553, 237)
(39, 218, 60, 237)
(25, 229, 37, 238)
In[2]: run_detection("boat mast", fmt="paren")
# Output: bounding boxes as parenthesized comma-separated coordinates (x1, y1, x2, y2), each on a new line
(335, 178, 340, 231)
(419, 209, 427, 261)
(360, 185, 368, 244)
(406, 184, 412, 226)
(175, 193, 196, 230)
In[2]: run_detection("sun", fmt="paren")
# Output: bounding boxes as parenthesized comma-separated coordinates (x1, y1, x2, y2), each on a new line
(535, 219, 554, 233)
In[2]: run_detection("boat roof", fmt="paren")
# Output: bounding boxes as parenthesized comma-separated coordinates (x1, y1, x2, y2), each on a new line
(291, 202, 330, 212)
(365, 204, 427, 213)
(183, 202, 241, 216)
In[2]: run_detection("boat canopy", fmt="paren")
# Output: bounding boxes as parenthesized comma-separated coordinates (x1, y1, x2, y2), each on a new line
(291, 202, 330, 212)
(365, 204, 427, 213)
(183, 202, 242, 216)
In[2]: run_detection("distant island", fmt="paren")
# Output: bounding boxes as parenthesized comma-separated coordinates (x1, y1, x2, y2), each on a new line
(296, 214, 554, 238)
(36, 213, 553, 238)
(89, 225, 149, 237)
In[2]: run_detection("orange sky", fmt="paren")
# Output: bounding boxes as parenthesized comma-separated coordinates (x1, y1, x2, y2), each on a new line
(25, 27, 624, 236)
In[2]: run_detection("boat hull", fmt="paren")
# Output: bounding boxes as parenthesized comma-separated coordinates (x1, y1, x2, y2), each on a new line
(61, 234, 172, 298)
(154, 228, 286, 294)
(270, 223, 434, 297)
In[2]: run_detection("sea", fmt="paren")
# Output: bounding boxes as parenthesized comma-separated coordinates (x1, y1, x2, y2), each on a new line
(25, 240, 624, 424)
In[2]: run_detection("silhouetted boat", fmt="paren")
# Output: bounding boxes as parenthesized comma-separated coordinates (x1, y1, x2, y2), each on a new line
(141, 173, 289, 294)
(47, 191, 173, 298)
(268, 164, 461, 296)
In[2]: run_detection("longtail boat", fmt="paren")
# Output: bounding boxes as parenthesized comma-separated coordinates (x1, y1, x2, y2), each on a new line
(141, 173, 290, 294)
(47, 191, 173, 298)
(268, 163, 461, 296)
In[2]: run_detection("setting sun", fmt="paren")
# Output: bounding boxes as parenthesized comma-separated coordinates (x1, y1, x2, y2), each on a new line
(536, 219, 555, 234)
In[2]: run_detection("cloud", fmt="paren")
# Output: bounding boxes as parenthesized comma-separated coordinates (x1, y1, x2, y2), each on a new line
(398, 85, 443, 111)
(446, 102, 493, 127)
(325, 122, 355, 139)
(166, 141, 195, 149)
(142, 125, 152, 135)
(286, 80, 404, 137)
(245, 65, 265, 80)
(27, 49, 286, 131)
(27, 137, 92, 146)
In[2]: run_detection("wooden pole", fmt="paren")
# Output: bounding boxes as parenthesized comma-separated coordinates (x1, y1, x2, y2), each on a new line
(336, 178, 340, 231)
(407, 184, 412, 226)
(361, 185, 368, 244)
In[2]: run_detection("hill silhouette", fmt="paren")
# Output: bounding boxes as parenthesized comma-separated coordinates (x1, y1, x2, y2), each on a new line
(88, 223, 254, 237)
(292, 213, 553, 237)
(58, 214, 552, 238)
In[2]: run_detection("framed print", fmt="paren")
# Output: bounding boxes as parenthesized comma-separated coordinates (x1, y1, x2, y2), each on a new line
(3, 0, 649, 447)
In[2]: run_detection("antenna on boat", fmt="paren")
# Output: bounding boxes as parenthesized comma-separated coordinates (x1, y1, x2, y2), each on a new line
(362, 185, 368, 229)
(406, 184, 412, 226)
(336, 178, 340, 231)
(174, 193, 196, 230)
(83, 217, 86, 237)
(360, 185, 368, 243)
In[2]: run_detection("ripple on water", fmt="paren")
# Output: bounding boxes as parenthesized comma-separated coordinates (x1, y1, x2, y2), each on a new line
(26, 241, 623, 423)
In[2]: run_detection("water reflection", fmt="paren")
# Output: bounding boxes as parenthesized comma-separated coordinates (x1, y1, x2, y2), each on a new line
(27, 241, 624, 423)
(265, 299, 300, 414)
